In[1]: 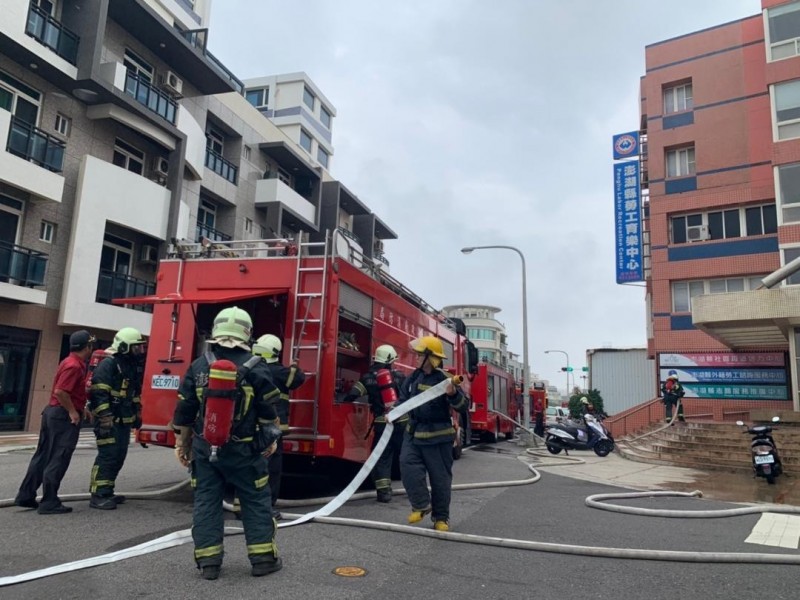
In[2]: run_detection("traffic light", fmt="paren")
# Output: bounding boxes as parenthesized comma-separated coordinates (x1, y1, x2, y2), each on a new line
(561, 366, 574, 372)
(582, 367, 589, 372)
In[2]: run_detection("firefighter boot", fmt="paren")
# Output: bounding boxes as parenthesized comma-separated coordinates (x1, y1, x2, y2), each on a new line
(201, 565, 221, 580)
(90, 495, 117, 510)
(434, 520, 450, 532)
(408, 506, 431, 524)
(252, 556, 283, 577)
(376, 489, 392, 503)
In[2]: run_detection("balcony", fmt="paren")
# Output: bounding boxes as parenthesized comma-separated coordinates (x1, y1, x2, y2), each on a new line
(255, 177, 316, 223)
(124, 71, 177, 124)
(25, 3, 79, 65)
(96, 269, 155, 313)
(6, 115, 65, 173)
(176, 26, 244, 94)
(205, 148, 238, 184)
(195, 222, 231, 243)
(0, 240, 47, 287)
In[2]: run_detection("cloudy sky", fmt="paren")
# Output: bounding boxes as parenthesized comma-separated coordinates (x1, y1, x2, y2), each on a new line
(209, 0, 759, 394)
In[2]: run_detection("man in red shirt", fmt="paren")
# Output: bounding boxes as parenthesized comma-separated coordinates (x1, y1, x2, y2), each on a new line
(15, 330, 95, 514)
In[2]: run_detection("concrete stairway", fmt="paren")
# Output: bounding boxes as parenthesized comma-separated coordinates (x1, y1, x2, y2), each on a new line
(617, 421, 800, 473)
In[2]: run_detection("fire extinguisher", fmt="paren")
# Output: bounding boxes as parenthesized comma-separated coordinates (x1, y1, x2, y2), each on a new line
(203, 359, 239, 462)
(85, 348, 110, 395)
(376, 369, 398, 411)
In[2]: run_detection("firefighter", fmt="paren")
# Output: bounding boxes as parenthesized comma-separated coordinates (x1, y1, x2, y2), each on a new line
(252, 333, 305, 520)
(342, 344, 407, 503)
(172, 307, 282, 581)
(88, 327, 146, 510)
(400, 336, 466, 532)
(661, 370, 686, 424)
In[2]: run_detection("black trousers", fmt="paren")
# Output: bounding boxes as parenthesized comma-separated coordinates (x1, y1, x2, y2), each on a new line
(16, 405, 80, 508)
(90, 423, 131, 497)
(268, 435, 283, 507)
(400, 432, 454, 521)
(372, 421, 404, 491)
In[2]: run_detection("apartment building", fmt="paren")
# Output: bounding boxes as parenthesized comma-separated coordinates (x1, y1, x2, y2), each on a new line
(0, 0, 395, 431)
(640, 0, 800, 418)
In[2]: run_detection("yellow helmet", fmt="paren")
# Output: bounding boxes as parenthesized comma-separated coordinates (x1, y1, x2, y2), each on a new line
(253, 334, 282, 363)
(410, 336, 447, 359)
(211, 306, 253, 343)
(110, 327, 145, 354)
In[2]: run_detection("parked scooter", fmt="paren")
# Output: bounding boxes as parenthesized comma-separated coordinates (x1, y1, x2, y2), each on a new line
(736, 416, 782, 485)
(545, 413, 615, 457)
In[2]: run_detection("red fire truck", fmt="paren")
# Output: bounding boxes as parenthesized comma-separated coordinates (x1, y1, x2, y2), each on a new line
(121, 234, 478, 473)
(466, 361, 517, 442)
(529, 381, 548, 426)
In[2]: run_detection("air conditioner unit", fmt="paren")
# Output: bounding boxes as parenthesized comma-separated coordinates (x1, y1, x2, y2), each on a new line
(139, 244, 159, 264)
(152, 156, 169, 177)
(686, 224, 710, 242)
(160, 70, 183, 96)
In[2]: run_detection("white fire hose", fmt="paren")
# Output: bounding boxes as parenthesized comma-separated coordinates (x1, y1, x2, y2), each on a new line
(4, 384, 800, 588)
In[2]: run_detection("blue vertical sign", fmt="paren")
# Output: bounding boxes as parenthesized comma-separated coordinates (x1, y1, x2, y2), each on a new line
(614, 161, 643, 283)
(613, 131, 640, 160)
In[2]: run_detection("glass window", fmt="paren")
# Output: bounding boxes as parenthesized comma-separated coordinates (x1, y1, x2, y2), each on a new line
(774, 80, 800, 140)
(671, 216, 686, 244)
(299, 128, 312, 153)
(666, 147, 695, 177)
(39, 220, 55, 243)
(54, 113, 70, 137)
(785, 247, 800, 285)
(112, 138, 144, 175)
(303, 87, 315, 110)
(663, 83, 693, 114)
(708, 209, 740, 240)
(320, 106, 332, 129)
(245, 87, 268, 108)
(123, 49, 153, 83)
(745, 205, 778, 236)
(708, 280, 727, 294)
(317, 146, 329, 168)
(206, 125, 224, 155)
(724, 209, 741, 238)
(672, 280, 705, 312)
(768, 2, 800, 61)
(0, 71, 41, 125)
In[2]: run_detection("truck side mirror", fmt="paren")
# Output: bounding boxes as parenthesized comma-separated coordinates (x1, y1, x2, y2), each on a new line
(465, 340, 479, 375)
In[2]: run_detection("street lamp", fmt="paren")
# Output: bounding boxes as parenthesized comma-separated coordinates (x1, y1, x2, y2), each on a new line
(461, 245, 530, 431)
(544, 349, 570, 398)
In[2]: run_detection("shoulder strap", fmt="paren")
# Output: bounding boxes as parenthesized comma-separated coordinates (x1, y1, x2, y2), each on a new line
(237, 355, 262, 386)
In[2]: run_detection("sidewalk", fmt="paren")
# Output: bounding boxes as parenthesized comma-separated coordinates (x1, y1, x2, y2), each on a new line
(0, 430, 97, 453)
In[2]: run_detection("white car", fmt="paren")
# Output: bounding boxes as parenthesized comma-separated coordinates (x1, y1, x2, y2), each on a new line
(545, 406, 569, 426)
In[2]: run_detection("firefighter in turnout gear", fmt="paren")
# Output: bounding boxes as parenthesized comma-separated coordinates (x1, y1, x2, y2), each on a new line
(88, 327, 145, 510)
(172, 307, 283, 581)
(400, 336, 466, 532)
(343, 344, 407, 503)
(252, 333, 305, 520)
(661, 370, 686, 424)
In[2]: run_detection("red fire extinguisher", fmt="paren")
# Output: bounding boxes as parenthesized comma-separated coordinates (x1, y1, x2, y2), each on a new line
(203, 359, 239, 462)
(85, 348, 110, 394)
(376, 369, 398, 411)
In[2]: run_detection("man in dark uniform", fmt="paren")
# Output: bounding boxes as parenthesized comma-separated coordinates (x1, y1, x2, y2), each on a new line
(252, 333, 305, 519)
(15, 330, 95, 514)
(400, 336, 466, 532)
(342, 344, 406, 503)
(661, 370, 686, 424)
(87, 327, 146, 510)
(173, 306, 282, 581)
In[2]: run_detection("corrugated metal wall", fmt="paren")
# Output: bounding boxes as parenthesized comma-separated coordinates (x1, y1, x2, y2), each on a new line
(588, 348, 656, 415)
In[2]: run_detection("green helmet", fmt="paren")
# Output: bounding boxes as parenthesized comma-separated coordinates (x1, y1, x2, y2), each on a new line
(373, 344, 397, 364)
(211, 306, 253, 343)
(111, 327, 145, 354)
(253, 334, 282, 363)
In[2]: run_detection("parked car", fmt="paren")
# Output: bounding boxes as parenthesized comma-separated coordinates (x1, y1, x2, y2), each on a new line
(545, 406, 569, 426)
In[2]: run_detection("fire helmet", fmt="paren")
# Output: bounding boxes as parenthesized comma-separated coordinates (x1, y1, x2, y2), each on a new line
(580, 396, 590, 405)
(373, 344, 398, 365)
(211, 306, 253, 343)
(110, 327, 145, 354)
(409, 336, 447, 359)
(253, 334, 282, 363)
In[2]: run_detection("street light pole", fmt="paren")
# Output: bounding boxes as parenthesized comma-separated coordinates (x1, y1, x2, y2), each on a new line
(544, 349, 570, 398)
(461, 245, 529, 432)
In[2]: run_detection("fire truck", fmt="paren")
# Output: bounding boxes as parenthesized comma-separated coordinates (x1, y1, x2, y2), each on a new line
(529, 381, 548, 425)
(120, 232, 478, 473)
(465, 361, 518, 442)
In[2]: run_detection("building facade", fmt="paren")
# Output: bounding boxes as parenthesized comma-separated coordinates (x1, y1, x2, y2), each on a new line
(640, 0, 800, 421)
(0, 0, 395, 431)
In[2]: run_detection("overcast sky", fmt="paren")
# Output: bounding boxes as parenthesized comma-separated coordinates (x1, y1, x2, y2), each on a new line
(209, 0, 759, 394)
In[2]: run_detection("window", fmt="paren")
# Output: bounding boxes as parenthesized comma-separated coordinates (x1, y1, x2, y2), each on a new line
(672, 281, 707, 312)
(303, 87, 315, 110)
(478, 350, 496, 363)
(0, 194, 23, 247)
(242, 145, 251, 161)
(0, 70, 41, 125)
(206, 125, 224, 155)
(674, 277, 768, 310)
(244, 217, 253, 233)
(317, 146, 329, 169)
(112, 138, 144, 175)
(663, 82, 693, 114)
(666, 146, 695, 178)
(774, 80, 800, 140)
(785, 247, 800, 285)
(467, 328, 497, 341)
(32, 0, 56, 15)
(100, 233, 133, 276)
(707, 209, 741, 240)
(39, 220, 55, 243)
(320, 105, 332, 129)
(767, 2, 800, 61)
(745, 205, 778, 235)
(671, 213, 703, 244)
(299, 128, 312, 153)
(245, 87, 268, 108)
(54, 113, 70, 137)
(123, 49, 153, 83)
(778, 163, 800, 223)
(198, 199, 217, 230)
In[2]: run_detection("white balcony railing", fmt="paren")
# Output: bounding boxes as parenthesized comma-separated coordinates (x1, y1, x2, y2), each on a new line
(255, 177, 316, 223)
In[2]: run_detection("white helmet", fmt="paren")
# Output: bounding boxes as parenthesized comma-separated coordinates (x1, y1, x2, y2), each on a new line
(373, 344, 398, 365)
(253, 334, 282, 363)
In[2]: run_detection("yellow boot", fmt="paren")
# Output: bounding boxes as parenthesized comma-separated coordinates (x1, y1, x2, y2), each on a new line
(434, 520, 449, 532)
(408, 507, 431, 524)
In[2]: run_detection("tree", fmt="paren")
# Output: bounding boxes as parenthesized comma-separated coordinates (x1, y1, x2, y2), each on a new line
(568, 389, 605, 418)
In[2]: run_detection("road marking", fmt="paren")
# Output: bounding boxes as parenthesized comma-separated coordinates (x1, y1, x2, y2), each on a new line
(745, 514, 800, 549)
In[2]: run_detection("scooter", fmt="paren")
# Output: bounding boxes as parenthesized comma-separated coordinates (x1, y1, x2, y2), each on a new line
(736, 416, 782, 485)
(545, 413, 615, 457)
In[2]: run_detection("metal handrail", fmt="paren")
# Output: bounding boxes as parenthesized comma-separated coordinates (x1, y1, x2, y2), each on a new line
(25, 3, 79, 65)
(95, 268, 155, 312)
(124, 71, 177, 124)
(194, 223, 231, 243)
(6, 116, 66, 173)
(204, 148, 238, 184)
(0, 240, 48, 287)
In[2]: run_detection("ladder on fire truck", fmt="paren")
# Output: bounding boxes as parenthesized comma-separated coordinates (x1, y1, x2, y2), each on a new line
(287, 230, 330, 438)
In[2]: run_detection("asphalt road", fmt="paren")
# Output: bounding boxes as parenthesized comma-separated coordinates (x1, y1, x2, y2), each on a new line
(0, 440, 798, 600)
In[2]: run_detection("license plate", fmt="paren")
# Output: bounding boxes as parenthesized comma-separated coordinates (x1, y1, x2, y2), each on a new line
(151, 374, 180, 390)
(754, 455, 775, 465)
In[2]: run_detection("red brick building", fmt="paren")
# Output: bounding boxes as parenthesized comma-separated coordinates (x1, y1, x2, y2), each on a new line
(639, 0, 800, 423)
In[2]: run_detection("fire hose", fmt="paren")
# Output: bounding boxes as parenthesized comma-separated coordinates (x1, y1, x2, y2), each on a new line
(4, 386, 800, 588)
